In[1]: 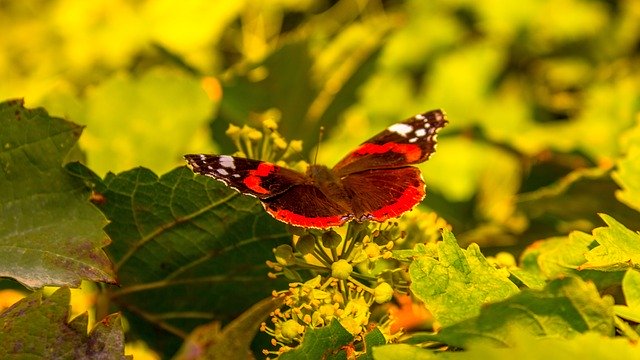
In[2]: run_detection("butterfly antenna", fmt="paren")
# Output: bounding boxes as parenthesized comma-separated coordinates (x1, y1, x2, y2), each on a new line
(313, 126, 324, 165)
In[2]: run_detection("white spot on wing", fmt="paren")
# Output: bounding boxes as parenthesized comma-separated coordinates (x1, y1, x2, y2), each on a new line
(219, 155, 236, 169)
(216, 168, 229, 176)
(414, 128, 427, 137)
(232, 174, 241, 178)
(387, 123, 413, 137)
(415, 114, 426, 120)
(409, 137, 418, 143)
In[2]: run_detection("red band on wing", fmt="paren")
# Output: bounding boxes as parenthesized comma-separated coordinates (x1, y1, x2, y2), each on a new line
(368, 185, 424, 220)
(354, 142, 422, 163)
(243, 163, 275, 194)
(267, 208, 351, 228)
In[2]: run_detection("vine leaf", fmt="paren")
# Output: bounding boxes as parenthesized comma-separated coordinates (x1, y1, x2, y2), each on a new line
(68, 163, 291, 357)
(409, 229, 519, 327)
(0, 287, 128, 359)
(0, 99, 115, 288)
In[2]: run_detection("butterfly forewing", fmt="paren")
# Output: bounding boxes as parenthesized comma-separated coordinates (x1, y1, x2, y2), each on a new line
(184, 154, 307, 199)
(332, 109, 447, 176)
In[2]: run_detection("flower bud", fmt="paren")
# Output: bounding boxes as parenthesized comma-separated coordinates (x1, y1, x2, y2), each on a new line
(274, 245, 295, 266)
(296, 234, 316, 255)
(281, 319, 303, 340)
(331, 259, 353, 280)
(373, 282, 394, 304)
(322, 229, 342, 249)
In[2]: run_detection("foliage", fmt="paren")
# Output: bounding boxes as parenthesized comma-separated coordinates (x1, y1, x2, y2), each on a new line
(2, 0, 640, 359)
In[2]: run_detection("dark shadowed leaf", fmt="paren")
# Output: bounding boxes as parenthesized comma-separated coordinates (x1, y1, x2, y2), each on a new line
(68, 163, 291, 357)
(0, 287, 127, 359)
(279, 321, 354, 360)
(0, 99, 115, 289)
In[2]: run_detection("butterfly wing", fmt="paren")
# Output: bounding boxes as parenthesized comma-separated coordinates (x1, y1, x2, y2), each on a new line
(184, 154, 307, 199)
(341, 167, 425, 222)
(332, 110, 447, 176)
(185, 154, 352, 228)
(261, 185, 353, 228)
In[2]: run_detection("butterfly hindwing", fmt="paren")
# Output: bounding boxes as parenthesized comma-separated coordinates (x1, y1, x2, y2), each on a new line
(184, 154, 306, 199)
(332, 110, 447, 176)
(341, 167, 425, 222)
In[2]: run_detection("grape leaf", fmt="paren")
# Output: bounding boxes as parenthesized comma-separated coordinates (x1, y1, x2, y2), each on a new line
(0, 287, 127, 359)
(0, 99, 115, 288)
(67, 163, 291, 357)
(279, 321, 353, 360)
(581, 214, 640, 271)
(409, 229, 519, 327)
(424, 277, 614, 348)
(520, 232, 624, 290)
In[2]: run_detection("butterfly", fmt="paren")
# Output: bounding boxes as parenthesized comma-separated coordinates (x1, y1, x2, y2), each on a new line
(184, 109, 447, 229)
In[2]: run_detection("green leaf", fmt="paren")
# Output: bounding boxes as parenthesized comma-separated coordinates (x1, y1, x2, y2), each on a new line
(0, 287, 127, 359)
(358, 327, 387, 360)
(279, 321, 354, 360)
(582, 214, 640, 271)
(409, 229, 519, 327)
(622, 269, 640, 309)
(374, 332, 640, 360)
(520, 232, 624, 289)
(427, 277, 614, 348)
(173, 296, 284, 360)
(0, 99, 115, 288)
(614, 269, 640, 323)
(372, 344, 435, 360)
(68, 163, 291, 356)
(613, 145, 640, 212)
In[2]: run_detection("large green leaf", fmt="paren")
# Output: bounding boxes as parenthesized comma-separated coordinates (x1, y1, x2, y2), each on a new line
(423, 277, 614, 348)
(409, 229, 519, 327)
(68, 163, 291, 356)
(0, 99, 115, 289)
(0, 287, 127, 359)
(374, 332, 640, 360)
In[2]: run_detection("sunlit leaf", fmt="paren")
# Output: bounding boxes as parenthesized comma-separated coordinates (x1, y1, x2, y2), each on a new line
(581, 214, 640, 271)
(409, 229, 519, 327)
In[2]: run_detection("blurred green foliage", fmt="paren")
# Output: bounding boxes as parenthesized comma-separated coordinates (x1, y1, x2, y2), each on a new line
(2, 0, 640, 358)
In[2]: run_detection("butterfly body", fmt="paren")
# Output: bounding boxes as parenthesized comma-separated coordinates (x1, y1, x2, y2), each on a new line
(185, 109, 447, 229)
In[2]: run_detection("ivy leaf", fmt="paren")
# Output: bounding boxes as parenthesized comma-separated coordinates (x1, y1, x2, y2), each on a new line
(409, 229, 519, 327)
(426, 277, 614, 348)
(0, 99, 115, 288)
(68, 163, 291, 357)
(0, 287, 127, 359)
(279, 321, 354, 360)
(613, 145, 640, 212)
(581, 214, 640, 271)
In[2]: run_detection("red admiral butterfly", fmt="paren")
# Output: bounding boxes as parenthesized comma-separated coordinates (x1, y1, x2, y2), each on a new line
(185, 110, 447, 229)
